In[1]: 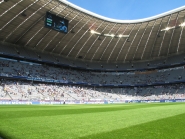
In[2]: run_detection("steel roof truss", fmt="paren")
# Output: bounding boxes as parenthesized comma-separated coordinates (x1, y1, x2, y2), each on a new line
(99, 24, 122, 61)
(74, 20, 105, 59)
(0, 0, 24, 18)
(140, 20, 156, 60)
(4, 0, 51, 41)
(116, 24, 135, 62)
(83, 23, 111, 59)
(91, 23, 117, 61)
(66, 19, 98, 57)
(42, 7, 76, 51)
(15, 2, 61, 44)
(59, 16, 92, 55)
(107, 24, 129, 62)
(124, 23, 143, 61)
(158, 15, 172, 56)
(52, 12, 86, 53)
(167, 13, 179, 56)
(150, 18, 164, 58)
(132, 22, 149, 61)
(0, 0, 40, 32)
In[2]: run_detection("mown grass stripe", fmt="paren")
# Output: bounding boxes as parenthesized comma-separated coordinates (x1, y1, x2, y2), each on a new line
(79, 113, 185, 139)
(0, 103, 181, 119)
(0, 103, 184, 139)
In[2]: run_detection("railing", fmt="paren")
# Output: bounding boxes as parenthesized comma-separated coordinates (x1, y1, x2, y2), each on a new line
(1, 75, 185, 88)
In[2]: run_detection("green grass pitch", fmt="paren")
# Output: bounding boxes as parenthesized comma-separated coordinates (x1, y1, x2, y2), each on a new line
(0, 103, 185, 139)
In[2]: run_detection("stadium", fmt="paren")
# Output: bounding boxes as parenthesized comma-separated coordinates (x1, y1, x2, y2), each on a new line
(0, 0, 185, 138)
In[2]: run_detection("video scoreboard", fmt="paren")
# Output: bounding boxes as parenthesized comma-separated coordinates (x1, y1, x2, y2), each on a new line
(45, 12, 68, 34)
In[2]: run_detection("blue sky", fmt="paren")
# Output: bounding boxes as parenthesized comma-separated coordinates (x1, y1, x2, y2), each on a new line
(67, 0, 185, 20)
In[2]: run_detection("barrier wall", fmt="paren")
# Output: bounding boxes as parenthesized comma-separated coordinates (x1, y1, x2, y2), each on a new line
(0, 99, 185, 105)
(125, 99, 185, 103)
(1, 75, 185, 87)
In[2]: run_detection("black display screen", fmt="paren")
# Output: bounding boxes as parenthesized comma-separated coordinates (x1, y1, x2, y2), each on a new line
(45, 12, 68, 34)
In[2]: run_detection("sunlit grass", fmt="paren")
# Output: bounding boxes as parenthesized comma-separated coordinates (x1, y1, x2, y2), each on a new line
(0, 103, 185, 139)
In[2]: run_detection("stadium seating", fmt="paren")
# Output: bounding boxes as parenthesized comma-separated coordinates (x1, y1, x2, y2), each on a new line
(1, 44, 185, 102)
(0, 58, 184, 85)
(1, 80, 185, 102)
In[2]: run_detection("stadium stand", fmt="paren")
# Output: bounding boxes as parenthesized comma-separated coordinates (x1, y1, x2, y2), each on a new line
(1, 80, 185, 103)
(0, 56, 185, 104)
(0, 58, 184, 85)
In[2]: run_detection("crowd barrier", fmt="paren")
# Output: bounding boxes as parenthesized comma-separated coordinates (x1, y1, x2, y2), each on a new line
(0, 99, 185, 105)
(125, 99, 185, 103)
(1, 75, 185, 87)
(0, 53, 184, 72)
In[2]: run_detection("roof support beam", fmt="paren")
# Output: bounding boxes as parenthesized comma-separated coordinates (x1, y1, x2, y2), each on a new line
(59, 16, 92, 55)
(158, 15, 172, 56)
(129, 22, 148, 60)
(140, 20, 156, 60)
(83, 23, 111, 59)
(116, 24, 135, 62)
(99, 24, 122, 61)
(74, 21, 105, 59)
(0, 0, 24, 18)
(132, 22, 149, 60)
(51, 12, 86, 53)
(42, 7, 76, 51)
(90, 23, 117, 61)
(124, 23, 143, 61)
(66, 19, 98, 57)
(167, 13, 179, 56)
(36, 5, 73, 50)
(107, 24, 129, 62)
(0, 0, 40, 32)
(15, 2, 61, 44)
(24, 3, 68, 47)
(4, 0, 51, 42)
(149, 18, 164, 58)
(177, 20, 185, 53)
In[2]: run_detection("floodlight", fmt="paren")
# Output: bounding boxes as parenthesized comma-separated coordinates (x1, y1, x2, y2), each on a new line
(117, 34, 129, 37)
(90, 30, 101, 35)
(118, 34, 123, 37)
(179, 22, 185, 27)
(161, 26, 175, 31)
(104, 34, 115, 37)
(161, 27, 170, 31)
(103, 34, 109, 37)
(122, 35, 130, 37)
(90, 30, 96, 34)
(165, 27, 170, 31)
(90, 30, 129, 38)
(0, 0, 4, 4)
(110, 34, 115, 37)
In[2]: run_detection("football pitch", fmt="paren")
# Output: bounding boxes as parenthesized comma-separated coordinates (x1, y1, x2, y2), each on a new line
(0, 103, 185, 139)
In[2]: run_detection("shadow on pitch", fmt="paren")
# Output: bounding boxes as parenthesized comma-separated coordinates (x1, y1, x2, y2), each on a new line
(0, 131, 14, 139)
